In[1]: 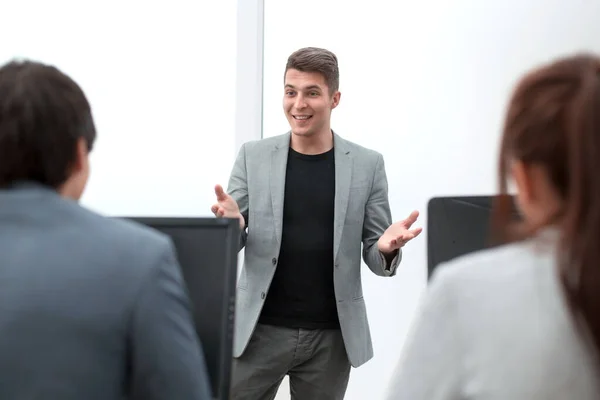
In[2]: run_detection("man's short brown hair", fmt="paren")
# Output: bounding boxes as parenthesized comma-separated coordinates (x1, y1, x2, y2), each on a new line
(285, 47, 339, 94)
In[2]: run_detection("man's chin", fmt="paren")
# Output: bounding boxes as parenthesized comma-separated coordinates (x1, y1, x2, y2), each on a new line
(291, 128, 313, 137)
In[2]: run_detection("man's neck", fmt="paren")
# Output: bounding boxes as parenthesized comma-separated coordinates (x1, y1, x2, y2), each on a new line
(290, 129, 334, 155)
(57, 178, 81, 201)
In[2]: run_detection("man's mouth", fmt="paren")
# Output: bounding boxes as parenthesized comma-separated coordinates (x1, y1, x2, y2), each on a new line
(293, 115, 312, 120)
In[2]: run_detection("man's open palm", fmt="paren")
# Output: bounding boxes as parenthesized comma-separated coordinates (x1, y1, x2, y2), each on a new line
(211, 184, 245, 229)
(377, 210, 422, 254)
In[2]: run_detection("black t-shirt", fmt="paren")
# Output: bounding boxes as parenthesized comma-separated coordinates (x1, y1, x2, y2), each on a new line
(258, 147, 340, 329)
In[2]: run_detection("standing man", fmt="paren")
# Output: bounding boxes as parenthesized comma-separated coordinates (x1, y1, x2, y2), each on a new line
(212, 47, 421, 399)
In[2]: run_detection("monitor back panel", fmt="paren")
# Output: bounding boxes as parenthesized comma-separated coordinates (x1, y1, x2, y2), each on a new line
(427, 195, 519, 279)
(124, 217, 239, 400)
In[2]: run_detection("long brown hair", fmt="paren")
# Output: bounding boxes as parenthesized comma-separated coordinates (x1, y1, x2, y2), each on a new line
(493, 53, 600, 353)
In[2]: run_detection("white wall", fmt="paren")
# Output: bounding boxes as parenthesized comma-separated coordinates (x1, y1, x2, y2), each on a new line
(4, 0, 600, 397)
(0, 0, 249, 218)
(262, 1, 600, 399)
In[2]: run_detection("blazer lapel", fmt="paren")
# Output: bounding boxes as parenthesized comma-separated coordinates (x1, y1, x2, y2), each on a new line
(270, 133, 290, 246)
(333, 133, 352, 263)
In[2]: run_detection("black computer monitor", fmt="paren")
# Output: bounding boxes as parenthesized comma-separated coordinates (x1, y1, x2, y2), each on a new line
(426, 195, 520, 280)
(123, 217, 239, 400)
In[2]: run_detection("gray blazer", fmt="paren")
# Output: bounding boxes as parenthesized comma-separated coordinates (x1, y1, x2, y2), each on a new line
(228, 132, 401, 367)
(0, 183, 211, 400)
(385, 229, 600, 400)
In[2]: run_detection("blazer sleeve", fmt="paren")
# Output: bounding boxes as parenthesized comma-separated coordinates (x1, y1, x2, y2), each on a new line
(227, 143, 249, 251)
(362, 153, 402, 276)
(384, 265, 463, 400)
(129, 239, 212, 400)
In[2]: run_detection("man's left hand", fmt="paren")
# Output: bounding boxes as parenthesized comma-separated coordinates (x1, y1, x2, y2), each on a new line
(378, 210, 422, 255)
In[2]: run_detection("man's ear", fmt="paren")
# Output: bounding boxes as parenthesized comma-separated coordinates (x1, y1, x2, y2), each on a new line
(331, 91, 341, 109)
(72, 138, 88, 172)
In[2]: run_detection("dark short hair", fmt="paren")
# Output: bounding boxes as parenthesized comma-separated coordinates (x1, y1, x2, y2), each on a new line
(0, 59, 96, 188)
(285, 47, 339, 94)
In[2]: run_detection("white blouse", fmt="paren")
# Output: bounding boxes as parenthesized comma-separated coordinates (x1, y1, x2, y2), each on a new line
(385, 230, 600, 399)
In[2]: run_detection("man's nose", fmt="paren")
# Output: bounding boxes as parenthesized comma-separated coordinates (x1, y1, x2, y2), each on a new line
(294, 94, 307, 109)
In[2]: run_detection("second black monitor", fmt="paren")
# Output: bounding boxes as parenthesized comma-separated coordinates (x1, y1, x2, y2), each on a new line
(427, 195, 520, 280)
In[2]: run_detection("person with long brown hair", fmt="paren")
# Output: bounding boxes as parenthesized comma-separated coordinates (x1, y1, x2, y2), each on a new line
(384, 53, 600, 399)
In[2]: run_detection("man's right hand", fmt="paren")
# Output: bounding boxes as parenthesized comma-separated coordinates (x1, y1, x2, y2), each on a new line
(211, 184, 245, 230)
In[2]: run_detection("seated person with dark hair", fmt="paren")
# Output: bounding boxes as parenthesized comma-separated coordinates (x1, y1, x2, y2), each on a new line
(0, 60, 211, 400)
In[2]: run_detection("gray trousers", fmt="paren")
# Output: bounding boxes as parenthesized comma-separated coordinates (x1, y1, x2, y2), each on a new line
(230, 323, 351, 400)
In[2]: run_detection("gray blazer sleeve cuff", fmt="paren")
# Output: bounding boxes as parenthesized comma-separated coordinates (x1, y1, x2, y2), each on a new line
(379, 248, 402, 276)
(238, 229, 248, 251)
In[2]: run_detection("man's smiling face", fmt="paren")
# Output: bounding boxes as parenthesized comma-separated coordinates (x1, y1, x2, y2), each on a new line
(283, 68, 340, 138)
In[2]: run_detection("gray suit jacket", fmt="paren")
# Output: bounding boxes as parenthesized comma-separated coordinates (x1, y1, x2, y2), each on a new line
(0, 183, 211, 400)
(228, 132, 400, 367)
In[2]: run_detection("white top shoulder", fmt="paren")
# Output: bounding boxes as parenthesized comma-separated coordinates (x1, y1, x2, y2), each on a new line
(385, 229, 600, 400)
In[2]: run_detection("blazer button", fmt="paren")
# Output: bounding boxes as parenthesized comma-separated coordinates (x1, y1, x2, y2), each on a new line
(272, 257, 277, 266)
(261, 292, 266, 299)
